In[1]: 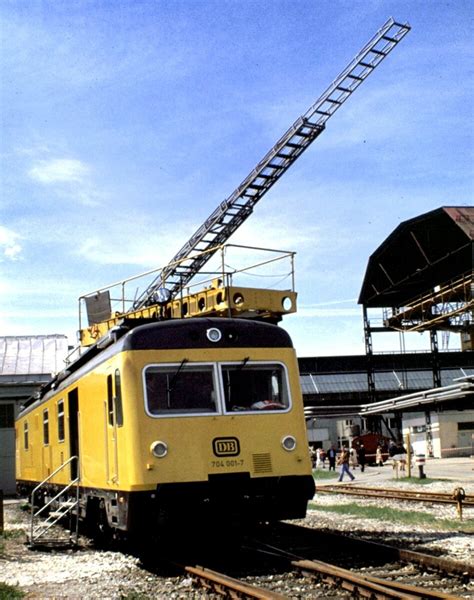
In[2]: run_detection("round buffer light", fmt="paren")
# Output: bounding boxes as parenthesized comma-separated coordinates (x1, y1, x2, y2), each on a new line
(281, 435, 297, 452)
(150, 440, 168, 458)
(206, 327, 222, 343)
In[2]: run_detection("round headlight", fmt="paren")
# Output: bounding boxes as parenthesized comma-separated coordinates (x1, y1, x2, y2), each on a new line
(206, 327, 222, 343)
(281, 435, 297, 452)
(154, 287, 171, 305)
(282, 296, 293, 311)
(150, 440, 168, 458)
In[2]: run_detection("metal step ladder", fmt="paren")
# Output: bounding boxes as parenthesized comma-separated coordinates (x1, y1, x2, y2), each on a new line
(29, 456, 80, 548)
(132, 17, 410, 309)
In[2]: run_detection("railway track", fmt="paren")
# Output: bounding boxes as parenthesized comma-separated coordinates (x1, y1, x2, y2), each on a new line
(182, 521, 472, 598)
(316, 484, 473, 506)
(293, 557, 461, 599)
(245, 523, 473, 598)
(186, 545, 469, 599)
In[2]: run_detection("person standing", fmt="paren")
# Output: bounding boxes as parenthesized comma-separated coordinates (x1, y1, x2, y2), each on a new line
(315, 447, 322, 469)
(357, 443, 366, 473)
(320, 448, 327, 469)
(376, 444, 384, 467)
(337, 446, 355, 482)
(327, 445, 337, 471)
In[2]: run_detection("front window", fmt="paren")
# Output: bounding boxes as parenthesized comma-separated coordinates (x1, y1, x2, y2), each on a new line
(144, 361, 290, 417)
(145, 362, 218, 415)
(222, 363, 289, 412)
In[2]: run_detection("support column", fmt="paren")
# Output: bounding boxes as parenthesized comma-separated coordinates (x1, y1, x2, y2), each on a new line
(363, 305, 375, 402)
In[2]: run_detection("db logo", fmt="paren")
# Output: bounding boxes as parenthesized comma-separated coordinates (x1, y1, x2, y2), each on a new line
(213, 437, 240, 457)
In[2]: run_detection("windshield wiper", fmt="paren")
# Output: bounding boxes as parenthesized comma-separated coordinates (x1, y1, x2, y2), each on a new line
(237, 356, 250, 371)
(167, 358, 189, 394)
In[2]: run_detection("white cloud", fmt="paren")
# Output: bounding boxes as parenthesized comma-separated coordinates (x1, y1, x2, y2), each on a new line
(28, 158, 90, 184)
(0, 226, 22, 260)
(297, 306, 361, 318)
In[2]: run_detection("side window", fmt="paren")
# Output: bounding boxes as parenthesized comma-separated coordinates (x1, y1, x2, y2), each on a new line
(43, 409, 49, 445)
(114, 369, 123, 427)
(24, 421, 29, 450)
(107, 374, 114, 425)
(57, 400, 65, 442)
(107, 371, 124, 427)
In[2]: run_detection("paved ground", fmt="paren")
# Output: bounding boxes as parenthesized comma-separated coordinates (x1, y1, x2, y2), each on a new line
(322, 456, 474, 486)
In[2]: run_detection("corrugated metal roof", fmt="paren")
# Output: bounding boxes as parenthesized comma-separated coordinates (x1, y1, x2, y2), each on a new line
(0, 335, 68, 377)
(300, 367, 474, 396)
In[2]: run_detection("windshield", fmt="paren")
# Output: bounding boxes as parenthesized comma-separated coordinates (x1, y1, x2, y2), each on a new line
(145, 364, 217, 415)
(222, 363, 289, 412)
(144, 361, 290, 416)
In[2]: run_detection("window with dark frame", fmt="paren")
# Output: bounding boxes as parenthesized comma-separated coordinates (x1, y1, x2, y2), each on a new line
(57, 399, 65, 442)
(114, 369, 123, 427)
(24, 421, 29, 450)
(43, 409, 49, 445)
(107, 374, 114, 425)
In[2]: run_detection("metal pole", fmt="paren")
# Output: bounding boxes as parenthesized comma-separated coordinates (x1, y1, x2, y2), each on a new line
(406, 432, 412, 478)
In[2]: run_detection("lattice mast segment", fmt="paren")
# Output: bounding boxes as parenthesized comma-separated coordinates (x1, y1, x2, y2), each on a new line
(133, 17, 410, 310)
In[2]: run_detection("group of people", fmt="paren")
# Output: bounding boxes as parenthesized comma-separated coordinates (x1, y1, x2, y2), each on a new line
(388, 439, 411, 472)
(309, 444, 361, 481)
(309, 446, 338, 471)
(309, 440, 391, 482)
(309, 438, 411, 481)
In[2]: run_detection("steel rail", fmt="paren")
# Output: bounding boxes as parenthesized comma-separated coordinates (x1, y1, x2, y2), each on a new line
(309, 530, 474, 579)
(293, 558, 462, 599)
(256, 523, 474, 578)
(316, 485, 474, 506)
(185, 565, 286, 599)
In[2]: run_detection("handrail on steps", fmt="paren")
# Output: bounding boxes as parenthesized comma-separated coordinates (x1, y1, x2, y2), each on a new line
(30, 455, 80, 545)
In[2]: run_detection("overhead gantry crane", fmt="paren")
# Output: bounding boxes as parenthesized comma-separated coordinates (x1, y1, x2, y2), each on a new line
(79, 17, 410, 347)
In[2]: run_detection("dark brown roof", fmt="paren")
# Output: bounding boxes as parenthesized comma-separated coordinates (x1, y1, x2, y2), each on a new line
(358, 206, 473, 307)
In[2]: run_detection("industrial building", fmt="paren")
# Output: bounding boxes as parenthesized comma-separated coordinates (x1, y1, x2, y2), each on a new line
(0, 335, 68, 494)
(302, 206, 473, 458)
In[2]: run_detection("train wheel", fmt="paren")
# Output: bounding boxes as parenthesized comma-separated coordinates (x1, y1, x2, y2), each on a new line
(87, 499, 112, 547)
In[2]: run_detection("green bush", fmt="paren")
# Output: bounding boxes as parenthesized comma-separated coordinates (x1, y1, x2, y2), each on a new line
(0, 582, 24, 599)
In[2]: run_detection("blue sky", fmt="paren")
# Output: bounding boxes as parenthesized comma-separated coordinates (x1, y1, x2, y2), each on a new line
(1, 0, 473, 358)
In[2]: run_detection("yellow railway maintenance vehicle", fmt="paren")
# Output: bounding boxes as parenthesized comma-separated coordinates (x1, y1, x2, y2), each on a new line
(16, 316, 314, 539)
(15, 19, 410, 544)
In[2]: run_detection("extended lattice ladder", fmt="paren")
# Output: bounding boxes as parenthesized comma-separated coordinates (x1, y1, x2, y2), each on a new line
(133, 17, 410, 309)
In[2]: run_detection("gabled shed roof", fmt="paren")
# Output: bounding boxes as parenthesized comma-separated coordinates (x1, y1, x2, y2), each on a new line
(358, 206, 473, 307)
